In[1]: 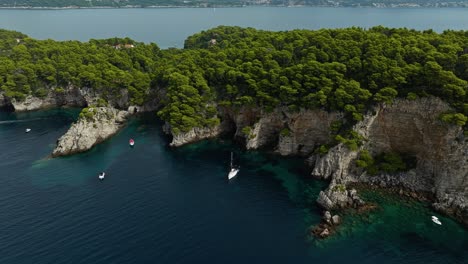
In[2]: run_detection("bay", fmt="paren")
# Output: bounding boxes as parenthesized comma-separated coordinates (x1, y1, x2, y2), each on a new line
(0, 110, 466, 263)
(0, 7, 468, 48)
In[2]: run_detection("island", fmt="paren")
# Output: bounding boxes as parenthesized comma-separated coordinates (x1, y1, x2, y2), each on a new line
(0, 26, 466, 233)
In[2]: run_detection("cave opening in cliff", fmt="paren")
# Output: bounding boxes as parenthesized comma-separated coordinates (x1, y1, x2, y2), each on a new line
(0, 102, 15, 112)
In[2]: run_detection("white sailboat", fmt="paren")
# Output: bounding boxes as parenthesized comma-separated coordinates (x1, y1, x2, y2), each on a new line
(228, 152, 239, 180)
(98, 172, 105, 180)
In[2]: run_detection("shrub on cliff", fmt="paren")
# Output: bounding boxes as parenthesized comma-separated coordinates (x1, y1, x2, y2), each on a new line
(79, 107, 95, 121)
(357, 150, 415, 175)
(440, 113, 467, 126)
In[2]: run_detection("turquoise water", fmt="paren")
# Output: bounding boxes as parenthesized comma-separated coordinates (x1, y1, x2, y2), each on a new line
(0, 109, 467, 263)
(1, 7, 468, 48)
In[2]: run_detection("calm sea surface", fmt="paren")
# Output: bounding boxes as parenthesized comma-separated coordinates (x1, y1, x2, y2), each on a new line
(0, 7, 468, 48)
(0, 7, 468, 263)
(0, 110, 466, 263)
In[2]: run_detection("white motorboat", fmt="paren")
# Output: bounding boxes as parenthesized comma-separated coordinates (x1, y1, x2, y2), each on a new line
(99, 172, 105, 180)
(25, 128, 31, 133)
(431, 216, 442, 225)
(228, 152, 239, 180)
(129, 139, 135, 147)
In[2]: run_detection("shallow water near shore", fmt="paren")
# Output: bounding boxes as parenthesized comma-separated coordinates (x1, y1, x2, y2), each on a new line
(0, 109, 467, 263)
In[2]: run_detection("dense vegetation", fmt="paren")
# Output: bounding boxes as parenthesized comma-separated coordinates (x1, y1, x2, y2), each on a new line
(1, 0, 467, 8)
(1, 26, 467, 138)
(0, 29, 159, 105)
(160, 26, 467, 134)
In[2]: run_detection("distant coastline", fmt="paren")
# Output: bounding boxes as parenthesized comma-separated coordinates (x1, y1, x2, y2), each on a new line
(0, 4, 467, 10)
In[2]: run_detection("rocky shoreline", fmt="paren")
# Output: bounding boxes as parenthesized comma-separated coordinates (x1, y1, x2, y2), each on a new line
(1, 90, 466, 228)
(0, 86, 162, 157)
(169, 97, 467, 228)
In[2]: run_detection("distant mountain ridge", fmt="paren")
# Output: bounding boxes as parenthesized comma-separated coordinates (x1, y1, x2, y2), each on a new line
(1, 0, 468, 8)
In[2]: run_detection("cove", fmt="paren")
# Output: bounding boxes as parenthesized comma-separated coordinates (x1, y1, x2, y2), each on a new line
(0, 109, 467, 263)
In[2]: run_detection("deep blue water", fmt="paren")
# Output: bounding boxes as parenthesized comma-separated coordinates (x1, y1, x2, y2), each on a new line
(0, 110, 467, 263)
(0, 7, 468, 48)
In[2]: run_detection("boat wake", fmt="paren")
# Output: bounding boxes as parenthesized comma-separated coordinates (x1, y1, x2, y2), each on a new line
(0, 118, 47, 124)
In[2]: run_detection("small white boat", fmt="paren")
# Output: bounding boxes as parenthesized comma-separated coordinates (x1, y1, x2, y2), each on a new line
(228, 168, 239, 180)
(98, 172, 105, 180)
(431, 216, 442, 225)
(228, 152, 239, 180)
(25, 128, 31, 133)
(129, 139, 135, 147)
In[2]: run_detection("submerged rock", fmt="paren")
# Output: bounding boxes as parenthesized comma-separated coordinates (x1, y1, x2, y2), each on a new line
(52, 107, 129, 157)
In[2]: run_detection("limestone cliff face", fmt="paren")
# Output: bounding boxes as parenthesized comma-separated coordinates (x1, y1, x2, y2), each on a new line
(277, 110, 340, 156)
(2, 86, 162, 113)
(52, 107, 129, 157)
(310, 97, 467, 225)
(9, 86, 89, 111)
(222, 107, 339, 155)
(164, 122, 223, 147)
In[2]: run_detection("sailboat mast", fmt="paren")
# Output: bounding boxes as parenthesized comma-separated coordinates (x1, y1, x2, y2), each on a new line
(230, 152, 233, 168)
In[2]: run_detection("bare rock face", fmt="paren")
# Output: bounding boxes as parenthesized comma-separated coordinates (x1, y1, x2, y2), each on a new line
(277, 110, 340, 156)
(229, 107, 339, 155)
(245, 112, 283, 150)
(167, 124, 222, 147)
(10, 86, 88, 111)
(52, 107, 129, 157)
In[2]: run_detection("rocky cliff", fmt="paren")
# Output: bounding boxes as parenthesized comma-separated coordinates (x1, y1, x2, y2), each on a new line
(310, 97, 467, 225)
(170, 97, 466, 225)
(164, 122, 223, 147)
(5, 86, 89, 111)
(52, 107, 129, 157)
(217, 107, 339, 155)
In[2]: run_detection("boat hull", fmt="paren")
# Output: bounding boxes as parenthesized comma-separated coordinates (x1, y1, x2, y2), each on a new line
(228, 169, 239, 180)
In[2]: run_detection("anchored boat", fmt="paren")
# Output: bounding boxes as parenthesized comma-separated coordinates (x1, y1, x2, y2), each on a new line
(228, 152, 239, 180)
(431, 216, 442, 225)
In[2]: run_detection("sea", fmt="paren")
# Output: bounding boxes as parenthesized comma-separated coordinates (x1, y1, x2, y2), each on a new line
(0, 7, 467, 263)
(0, 7, 468, 48)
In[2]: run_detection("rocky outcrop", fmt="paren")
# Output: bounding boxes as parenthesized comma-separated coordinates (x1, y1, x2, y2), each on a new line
(310, 211, 342, 239)
(310, 97, 468, 225)
(52, 107, 129, 157)
(165, 123, 222, 147)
